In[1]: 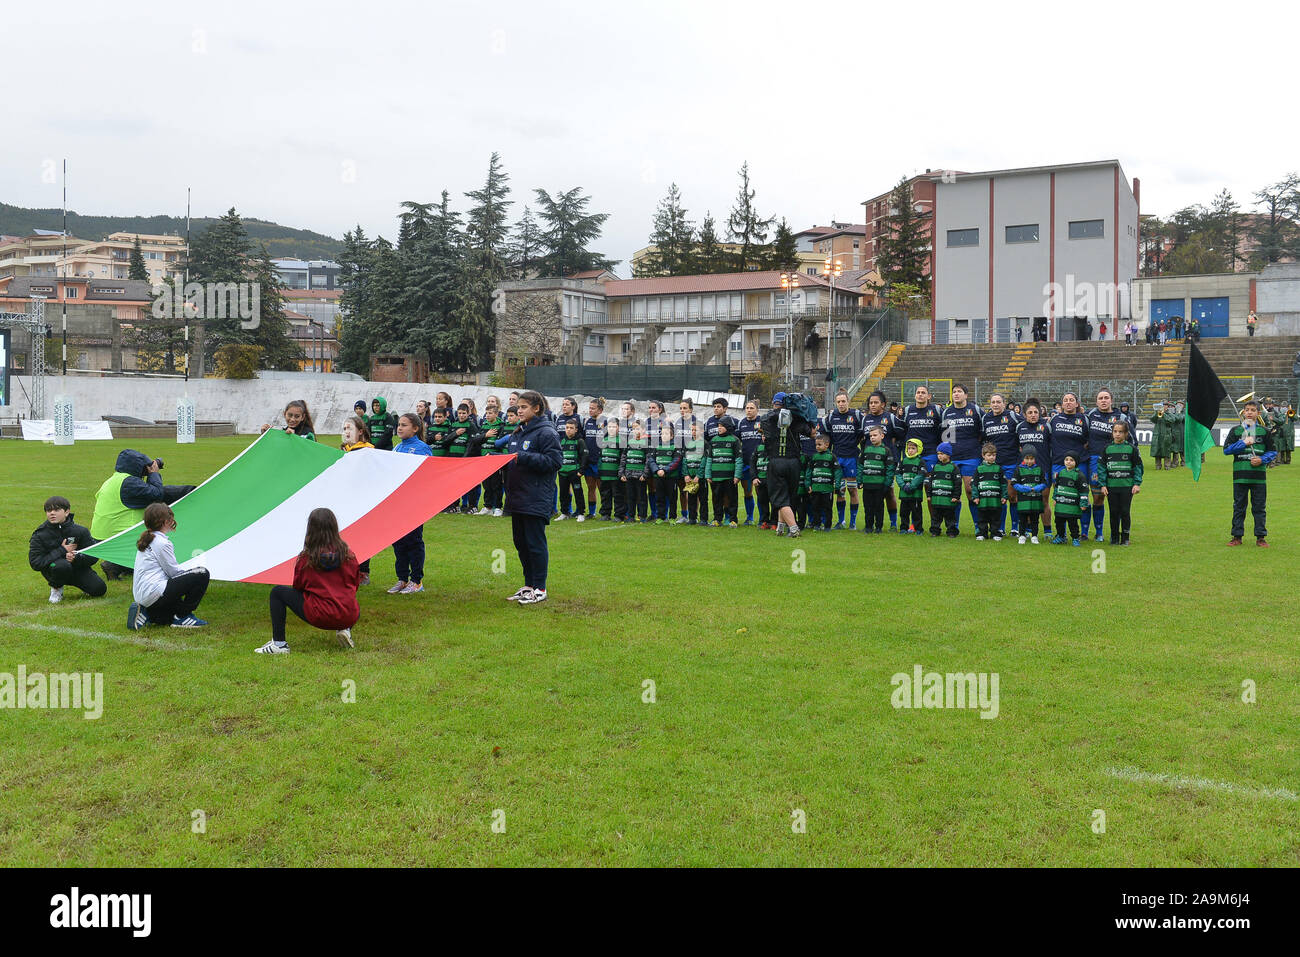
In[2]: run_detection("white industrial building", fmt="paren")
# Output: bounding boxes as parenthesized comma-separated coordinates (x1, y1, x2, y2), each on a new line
(926, 160, 1139, 343)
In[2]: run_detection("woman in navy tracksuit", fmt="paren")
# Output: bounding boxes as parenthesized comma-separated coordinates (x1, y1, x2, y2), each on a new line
(505, 391, 564, 604)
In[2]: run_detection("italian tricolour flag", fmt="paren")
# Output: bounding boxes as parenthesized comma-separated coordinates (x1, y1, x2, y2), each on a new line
(85, 428, 510, 584)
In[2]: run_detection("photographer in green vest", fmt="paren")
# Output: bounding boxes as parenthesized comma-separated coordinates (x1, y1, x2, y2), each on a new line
(90, 449, 197, 580)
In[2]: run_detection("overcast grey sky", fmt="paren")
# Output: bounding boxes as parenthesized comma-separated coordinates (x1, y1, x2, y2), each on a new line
(5, 0, 1293, 275)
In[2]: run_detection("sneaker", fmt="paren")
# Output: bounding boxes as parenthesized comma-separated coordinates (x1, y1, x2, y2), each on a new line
(1080, 531, 1089, 542)
(946, 529, 960, 538)
(834, 522, 846, 530)
(386, 581, 408, 594)
(477, 507, 491, 516)
(518, 588, 547, 604)
(992, 535, 1002, 542)
(336, 628, 354, 649)
(1256, 539, 1269, 547)
(1030, 535, 1040, 545)
(776, 524, 788, 536)
(171, 614, 208, 628)
(576, 514, 586, 523)
(787, 528, 801, 538)
(1071, 538, 1081, 547)
(1227, 537, 1243, 546)
(1120, 534, 1130, 545)
(400, 582, 425, 594)
(507, 587, 531, 602)
(1050, 536, 1064, 545)
(255, 640, 290, 655)
(492, 508, 503, 517)
(676, 517, 689, 525)
(975, 534, 985, 541)
(728, 521, 739, 528)
(556, 513, 568, 521)
(126, 601, 148, 631)
(742, 519, 754, 526)
(930, 529, 941, 537)
(1018, 535, 1027, 545)
(48, 586, 64, 604)
(359, 573, 370, 586)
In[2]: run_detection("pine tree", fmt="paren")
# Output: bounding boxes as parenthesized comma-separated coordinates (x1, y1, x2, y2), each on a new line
(453, 153, 514, 369)
(1249, 173, 1300, 268)
(875, 176, 931, 293)
(185, 208, 299, 371)
(533, 186, 616, 276)
(509, 206, 543, 279)
(768, 218, 800, 273)
(128, 235, 149, 282)
(638, 183, 695, 277)
(696, 212, 726, 274)
(336, 225, 374, 374)
(726, 162, 774, 272)
(397, 201, 435, 250)
(401, 190, 464, 368)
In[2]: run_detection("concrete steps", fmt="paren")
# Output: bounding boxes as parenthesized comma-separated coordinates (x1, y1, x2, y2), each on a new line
(849, 343, 906, 403)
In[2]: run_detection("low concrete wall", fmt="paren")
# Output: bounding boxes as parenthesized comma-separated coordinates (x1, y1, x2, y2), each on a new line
(2, 376, 570, 435)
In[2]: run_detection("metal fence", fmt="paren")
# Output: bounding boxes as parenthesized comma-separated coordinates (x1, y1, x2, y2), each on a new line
(525, 363, 731, 400)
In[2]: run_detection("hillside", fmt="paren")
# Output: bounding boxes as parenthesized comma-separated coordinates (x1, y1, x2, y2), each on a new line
(0, 203, 344, 260)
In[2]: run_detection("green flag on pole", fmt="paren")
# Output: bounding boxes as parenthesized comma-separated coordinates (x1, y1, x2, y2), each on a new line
(1184, 343, 1227, 481)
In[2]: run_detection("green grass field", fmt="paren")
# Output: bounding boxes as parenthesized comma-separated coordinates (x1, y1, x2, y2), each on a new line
(1, 435, 1296, 866)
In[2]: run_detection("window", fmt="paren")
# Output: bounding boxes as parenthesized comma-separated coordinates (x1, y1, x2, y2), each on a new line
(65, 286, 78, 298)
(1005, 224, 1039, 243)
(728, 335, 742, 354)
(1069, 219, 1104, 239)
(947, 228, 979, 247)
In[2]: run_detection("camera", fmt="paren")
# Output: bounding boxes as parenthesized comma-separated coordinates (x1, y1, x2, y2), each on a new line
(153, 458, 164, 470)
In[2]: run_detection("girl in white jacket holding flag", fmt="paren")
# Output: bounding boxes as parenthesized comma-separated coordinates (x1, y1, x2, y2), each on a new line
(127, 503, 210, 629)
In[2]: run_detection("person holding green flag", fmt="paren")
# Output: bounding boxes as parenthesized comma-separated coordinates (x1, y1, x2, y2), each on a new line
(1184, 343, 1227, 483)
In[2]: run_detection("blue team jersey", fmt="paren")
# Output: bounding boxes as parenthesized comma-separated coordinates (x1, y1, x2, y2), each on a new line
(861, 411, 901, 456)
(981, 410, 1021, 466)
(735, 415, 764, 462)
(1016, 420, 1051, 471)
(1086, 408, 1124, 456)
(1047, 412, 1088, 466)
(940, 403, 984, 460)
(901, 404, 944, 457)
(704, 414, 739, 449)
(584, 415, 607, 460)
(820, 408, 863, 458)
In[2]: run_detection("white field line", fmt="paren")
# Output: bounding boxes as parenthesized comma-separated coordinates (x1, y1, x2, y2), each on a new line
(575, 523, 630, 534)
(1104, 765, 1297, 802)
(7, 610, 211, 651)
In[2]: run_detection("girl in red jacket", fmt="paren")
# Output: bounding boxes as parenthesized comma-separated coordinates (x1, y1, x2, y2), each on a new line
(255, 507, 360, 655)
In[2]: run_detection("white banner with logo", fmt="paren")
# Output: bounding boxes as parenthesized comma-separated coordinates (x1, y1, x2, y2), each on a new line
(21, 419, 114, 441)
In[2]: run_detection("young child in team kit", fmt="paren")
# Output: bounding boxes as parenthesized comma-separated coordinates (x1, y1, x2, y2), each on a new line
(973, 444, 1007, 541)
(1051, 453, 1087, 545)
(652, 423, 683, 524)
(1012, 447, 1048, 544)
(707, 420, 743, 526)
(1096, 420, 1143, 545)
(1223, 399, 1275, 546)
(427, 407, 452, 457)
(620, 421, 651, 523)
(483, 407, 516, 517)
(895, 437, 928, 535)
(597, 417, 626, 521)
(556, 419, 589, 522)
(128, 503, 210, 629)
(925, 442, 962, 537)
(752, 440, 771, 528)
(858, 426, 895, 533)
(682, 423, 709, 525)
(804, 434, 841, 531)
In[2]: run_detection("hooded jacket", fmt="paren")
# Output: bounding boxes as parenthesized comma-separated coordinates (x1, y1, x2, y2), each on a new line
(91, 449, 195, 540)
(293, 550, 360, 630)
(29, 512, 98, 573)
(366, 398, 397, 451)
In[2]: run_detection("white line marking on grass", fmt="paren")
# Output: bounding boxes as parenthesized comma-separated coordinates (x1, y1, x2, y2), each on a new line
(1104, 765, 1297, 802)
(8, 618, 210, 651)
(576, 523, 630, 534)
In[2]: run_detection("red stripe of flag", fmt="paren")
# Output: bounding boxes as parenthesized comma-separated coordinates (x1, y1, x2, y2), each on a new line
(242, 454, 514, 585)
